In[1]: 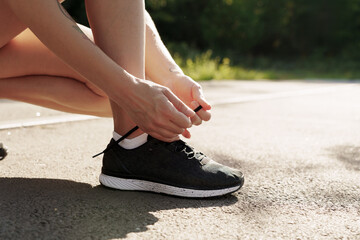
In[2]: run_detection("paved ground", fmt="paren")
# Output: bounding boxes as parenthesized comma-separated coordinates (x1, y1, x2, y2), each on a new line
(0, 80, 359, 240)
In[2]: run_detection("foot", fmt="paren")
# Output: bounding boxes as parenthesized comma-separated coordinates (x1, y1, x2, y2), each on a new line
(99, 136, 244, 198)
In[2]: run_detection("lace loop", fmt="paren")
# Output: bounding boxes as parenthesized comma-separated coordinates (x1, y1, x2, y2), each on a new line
(168, 140, 204, 161)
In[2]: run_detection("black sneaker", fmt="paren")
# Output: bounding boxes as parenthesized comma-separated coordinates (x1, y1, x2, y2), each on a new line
(99, 136, 244, 198)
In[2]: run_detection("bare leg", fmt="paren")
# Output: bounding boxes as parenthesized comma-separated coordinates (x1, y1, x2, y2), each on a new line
(85, 0, 145, 137)
(0, 12, 192, 120)
(0, 0, 110, 116)
(0, 3, 207, 130)
(0, 0, 26, 48)
(0, 28, 111, 117)
(0, 75, 111, 117)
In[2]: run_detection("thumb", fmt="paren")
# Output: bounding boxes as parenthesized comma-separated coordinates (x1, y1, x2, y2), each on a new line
(192, 84, 211, 110)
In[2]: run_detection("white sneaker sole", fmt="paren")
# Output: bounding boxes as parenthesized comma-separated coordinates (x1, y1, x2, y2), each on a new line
(99, 173, 242, 198)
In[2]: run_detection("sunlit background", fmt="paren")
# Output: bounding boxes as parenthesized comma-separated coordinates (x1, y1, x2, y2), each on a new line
(64, 0, 360, 80)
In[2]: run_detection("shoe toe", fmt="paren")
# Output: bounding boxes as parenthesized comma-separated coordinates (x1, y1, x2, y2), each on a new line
(230, 169, 244, 188)
(204, 160, 244, 189)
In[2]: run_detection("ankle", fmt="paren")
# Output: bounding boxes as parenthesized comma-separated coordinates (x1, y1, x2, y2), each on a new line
(113, 131, 148, 149)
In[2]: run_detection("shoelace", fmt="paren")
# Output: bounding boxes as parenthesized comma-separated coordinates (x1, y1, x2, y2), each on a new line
(93, 105, 203, 158)
(167, 140, 205, 161)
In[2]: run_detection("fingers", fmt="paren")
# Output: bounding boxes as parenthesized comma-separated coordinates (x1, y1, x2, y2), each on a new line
(192, 84, 211, 111)
(182, 129, 191, 138)
(162, 120, 187, 136)
(138, 112, 188, 142)
(163, 88, 195, 119)
(124, 82, 213, 142)
(190, 84, 211, 125)
(142, 87, 194, 142)
(190, 101, 211, 125)
(190, 102, 202, 125)
(163, 89, 195, 129)
(139, 124, 182, 142)
(142, 105, 191, 142)
(148, 126, 191, 142)
(150, 131, 180, 142)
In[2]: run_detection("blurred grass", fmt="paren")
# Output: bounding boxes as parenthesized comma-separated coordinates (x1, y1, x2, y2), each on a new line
(173, 49, 360, 81)
(174, 51, 275, 80)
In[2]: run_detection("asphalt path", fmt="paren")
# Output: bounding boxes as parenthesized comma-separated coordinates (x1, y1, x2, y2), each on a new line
(0, 80, 359, 239)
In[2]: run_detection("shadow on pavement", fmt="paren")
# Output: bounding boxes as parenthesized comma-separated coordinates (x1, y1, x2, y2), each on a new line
(0, 177, 238, 240)
(328, 145, 360, 171)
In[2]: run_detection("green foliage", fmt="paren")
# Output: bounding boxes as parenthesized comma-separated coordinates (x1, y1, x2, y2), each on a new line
(146, 0, 360, 60)
(63, 0, 360, 80)
(175, 50, 277, 80)
(175, 51, 360, 81)
(64, 0, 360, 60)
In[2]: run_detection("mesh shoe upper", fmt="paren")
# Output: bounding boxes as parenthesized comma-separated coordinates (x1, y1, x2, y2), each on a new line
(102, 136, 244, 190)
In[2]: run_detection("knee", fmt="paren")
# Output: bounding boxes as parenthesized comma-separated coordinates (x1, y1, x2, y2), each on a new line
(0, 41, 7, 50)
(0, 38, 14, 52)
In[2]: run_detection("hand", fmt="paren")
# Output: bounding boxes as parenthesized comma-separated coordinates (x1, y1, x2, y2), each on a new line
(118, 78, 195, 142)
(166, 75, 212, 136)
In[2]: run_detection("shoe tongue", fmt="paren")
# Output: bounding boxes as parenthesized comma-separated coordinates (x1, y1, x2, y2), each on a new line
(147, 135, 183, 145)
(147, 135, 159, 142)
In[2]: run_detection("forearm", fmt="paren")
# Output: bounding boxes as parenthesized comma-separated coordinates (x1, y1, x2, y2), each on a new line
(145, 11, 184, 84)
(4, 0, 135, 100)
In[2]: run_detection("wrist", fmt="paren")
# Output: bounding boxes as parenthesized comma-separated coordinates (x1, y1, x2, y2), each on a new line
(168, 66, 184, 76)
(105, 69, 137, 102)
(154, 68, 185, 87)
